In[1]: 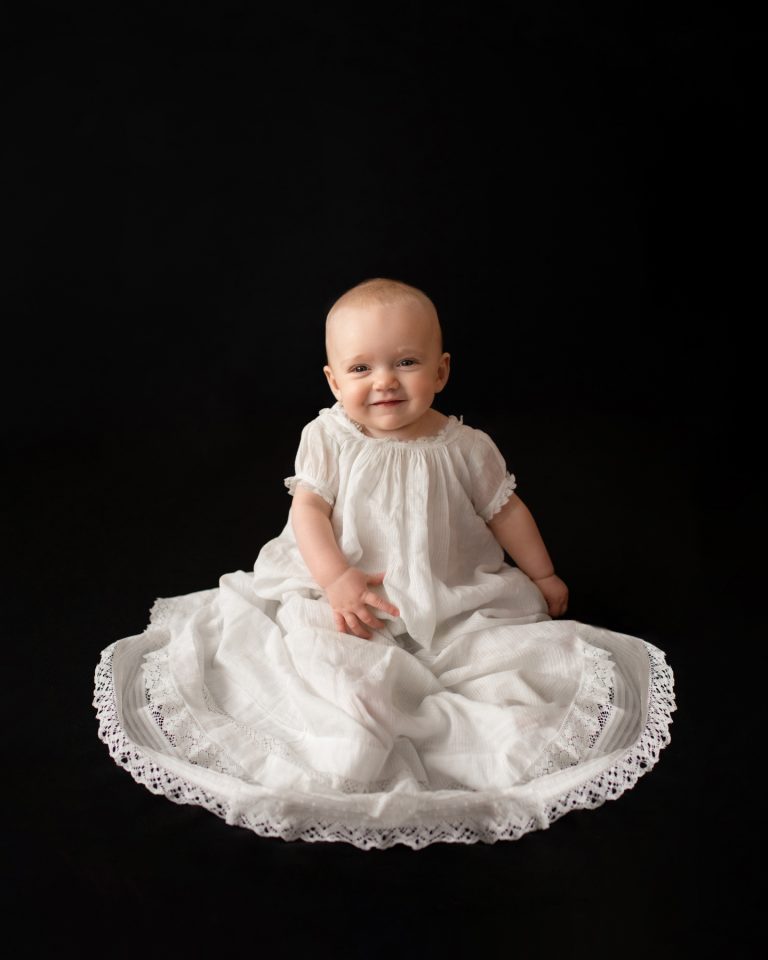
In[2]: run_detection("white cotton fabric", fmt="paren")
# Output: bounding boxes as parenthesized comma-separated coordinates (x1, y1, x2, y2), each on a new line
(93, 402, 676, 849)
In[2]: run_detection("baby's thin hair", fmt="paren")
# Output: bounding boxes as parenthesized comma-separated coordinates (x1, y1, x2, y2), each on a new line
(326, 277, 443, 352)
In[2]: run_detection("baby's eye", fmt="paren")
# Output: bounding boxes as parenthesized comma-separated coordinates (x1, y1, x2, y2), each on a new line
(350, 364, 369, 374)
(397, 358, 418, 367)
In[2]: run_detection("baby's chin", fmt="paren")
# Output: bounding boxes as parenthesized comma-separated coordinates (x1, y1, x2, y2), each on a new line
(361, 409, 444, 440)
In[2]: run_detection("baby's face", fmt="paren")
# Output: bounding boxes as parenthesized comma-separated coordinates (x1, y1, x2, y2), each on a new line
(324, 300, 450, 440)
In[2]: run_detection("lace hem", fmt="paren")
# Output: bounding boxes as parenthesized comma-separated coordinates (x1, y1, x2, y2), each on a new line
(284, 475, 335, 507)
(93, 630, 675, 850)
(480, 472, 518, 522)
(525, 643, 616, 780)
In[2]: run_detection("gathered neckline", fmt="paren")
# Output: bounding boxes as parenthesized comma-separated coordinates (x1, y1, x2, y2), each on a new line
(324, 403, 464, 446)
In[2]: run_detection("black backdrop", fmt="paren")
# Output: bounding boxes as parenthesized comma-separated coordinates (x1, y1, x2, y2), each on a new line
(5, 3, 761, 955)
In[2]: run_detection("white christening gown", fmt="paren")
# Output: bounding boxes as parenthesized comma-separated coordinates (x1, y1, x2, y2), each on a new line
(93, 402, 676, 849)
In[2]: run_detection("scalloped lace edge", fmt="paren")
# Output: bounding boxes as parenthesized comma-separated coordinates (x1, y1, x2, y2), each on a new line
(481, 473, 518, 522)
(93, 612, 676, 850)
(284, 475, 335, 507)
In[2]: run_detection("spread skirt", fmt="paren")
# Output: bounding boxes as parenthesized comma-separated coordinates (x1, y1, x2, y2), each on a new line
(93, 569, 676, 850)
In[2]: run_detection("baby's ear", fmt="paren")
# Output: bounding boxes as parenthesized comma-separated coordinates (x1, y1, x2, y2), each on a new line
(435, 352, 451, 392)
(323, 364, 341, 399)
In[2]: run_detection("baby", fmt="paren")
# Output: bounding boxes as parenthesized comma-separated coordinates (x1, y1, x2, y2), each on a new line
(95, 273, 675, 845)
(289, 277, 569, 640)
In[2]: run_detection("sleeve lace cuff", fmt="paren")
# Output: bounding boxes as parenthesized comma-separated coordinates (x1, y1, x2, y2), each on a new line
(479, 472, 517, 522)
(284, 475, 336, 507)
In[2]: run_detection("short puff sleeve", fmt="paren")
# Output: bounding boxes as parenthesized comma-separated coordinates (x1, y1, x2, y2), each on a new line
(468, 429, 518, 522)
(283, 417, 340, 507)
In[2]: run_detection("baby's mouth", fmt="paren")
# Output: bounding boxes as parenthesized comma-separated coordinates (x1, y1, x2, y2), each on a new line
(372, 399, 404, 406)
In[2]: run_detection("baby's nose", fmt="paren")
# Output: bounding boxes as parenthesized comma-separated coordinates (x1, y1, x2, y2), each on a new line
(374, 368, 399, 389)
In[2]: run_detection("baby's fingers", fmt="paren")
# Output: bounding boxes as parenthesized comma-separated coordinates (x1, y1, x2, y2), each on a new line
(343, 611, 373, 640)
(551, 599, 568, 617)
(332, 609, 357, 636)
(363, 572, 400, 617)
(364, 591, 400, 618)
(356, 606, 386, 631)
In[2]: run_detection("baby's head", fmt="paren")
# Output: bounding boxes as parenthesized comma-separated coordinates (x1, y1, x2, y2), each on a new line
(323, 278, 450, 440)
(325, 278, 444, 359)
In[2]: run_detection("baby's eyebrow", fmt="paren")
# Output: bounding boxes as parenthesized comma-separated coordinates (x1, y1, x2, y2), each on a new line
(343, 348, 425, 365)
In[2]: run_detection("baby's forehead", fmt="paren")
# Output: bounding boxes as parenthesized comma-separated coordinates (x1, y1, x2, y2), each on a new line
(325, 303, 442, 365)
(327, 300, 439, 340)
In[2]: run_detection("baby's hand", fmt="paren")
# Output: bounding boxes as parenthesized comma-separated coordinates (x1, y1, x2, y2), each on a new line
(533, 573, 569, 618)
(325, 568, 400, 640)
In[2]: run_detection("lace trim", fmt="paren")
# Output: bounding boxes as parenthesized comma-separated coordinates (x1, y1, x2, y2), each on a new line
(141, 649, 250, 779)
(480, 472, 518, 522)
(284, 475, 335, 507)
(525, 643, 616, 780)
(329, 403, 464, 446)
(143, 645, 447, 794)
(93, 627, 675, 850)
(145, 597, 469, 793)
(142, 639, 615, 792)
(145, 597, 178, 631)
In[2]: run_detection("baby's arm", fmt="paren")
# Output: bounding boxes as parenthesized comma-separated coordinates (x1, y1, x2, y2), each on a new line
(289, 485, 400, 639)
(487, 493, 569, 617)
